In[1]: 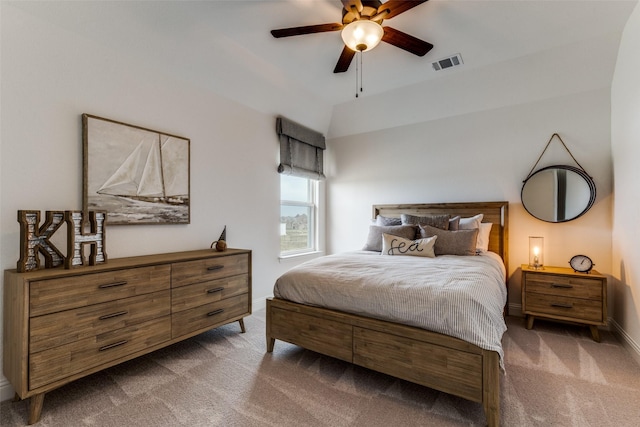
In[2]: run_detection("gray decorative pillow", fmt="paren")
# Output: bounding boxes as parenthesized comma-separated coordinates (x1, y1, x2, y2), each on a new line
(375, 215, 402, 226)
(448, 216, 461, 231)
(419, 224, 479, 256)
(363, 225, 417, 252)
(401, 213, 450, 230)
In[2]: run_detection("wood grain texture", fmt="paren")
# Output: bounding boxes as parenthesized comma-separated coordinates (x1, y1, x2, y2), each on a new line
(171, 275, 248, 313)
(3, 248, 252, 425)
(267, 202, 508, 427)
(521, 265, 607, 341)
(29, 265, 171, 317)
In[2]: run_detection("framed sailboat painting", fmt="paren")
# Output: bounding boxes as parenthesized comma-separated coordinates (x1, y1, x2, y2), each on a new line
(83, 114, 190, 225)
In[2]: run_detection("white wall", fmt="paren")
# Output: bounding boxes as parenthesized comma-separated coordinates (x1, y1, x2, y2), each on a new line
(611, 1, 640, 362)
(0, 3, 328, 400)
(326, 88, 613, 314)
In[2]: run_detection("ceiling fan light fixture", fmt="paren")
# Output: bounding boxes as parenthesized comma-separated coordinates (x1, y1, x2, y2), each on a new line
(341, 20, 383, 52)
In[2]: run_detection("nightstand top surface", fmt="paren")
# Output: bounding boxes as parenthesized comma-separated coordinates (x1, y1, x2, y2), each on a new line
(521, 264, 604, 278)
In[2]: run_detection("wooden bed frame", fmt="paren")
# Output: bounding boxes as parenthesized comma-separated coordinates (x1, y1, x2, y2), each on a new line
(266, 201, 508, 426)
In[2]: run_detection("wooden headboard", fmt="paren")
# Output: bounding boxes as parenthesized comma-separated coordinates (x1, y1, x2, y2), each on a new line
(373, 202, 509, 273)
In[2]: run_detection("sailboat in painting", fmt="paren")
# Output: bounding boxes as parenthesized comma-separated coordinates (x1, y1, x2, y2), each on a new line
(97, 135, 188, 205)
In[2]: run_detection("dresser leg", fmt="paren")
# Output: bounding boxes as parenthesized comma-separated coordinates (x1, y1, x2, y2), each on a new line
(238, 318, 246, 333)
(589, 325, 601, 342)
(267, 337, 275, 352)
(28, 393, 45, 425)
(526, 315, 535, 330)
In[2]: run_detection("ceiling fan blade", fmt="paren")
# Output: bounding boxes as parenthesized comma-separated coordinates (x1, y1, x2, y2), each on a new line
(333, 46, 356, 73)
(378, 0, 428, 20)
(271, 23, 343, 38)
(382, 27, 433, 56)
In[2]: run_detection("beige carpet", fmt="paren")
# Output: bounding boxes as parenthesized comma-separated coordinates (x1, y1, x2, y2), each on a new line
(2, 310, 639, 426)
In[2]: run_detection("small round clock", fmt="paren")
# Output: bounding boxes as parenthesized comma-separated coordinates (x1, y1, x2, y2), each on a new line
(569, 255, 594, 273)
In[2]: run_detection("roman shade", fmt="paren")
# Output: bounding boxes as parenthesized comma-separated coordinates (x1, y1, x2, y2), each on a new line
(276, 117, 326, 180)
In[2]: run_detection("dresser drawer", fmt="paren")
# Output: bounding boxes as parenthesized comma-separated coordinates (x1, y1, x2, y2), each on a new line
(171, 254, 249, 288)
(30, 265, 171, 316)
(524, 292, 603, 323)
(524, 273, 603, 300)
(30, 290, 171, 353)
(172, 293, 249, 338)
(29, 316, 171, 389)
(172, 275, 248, 313)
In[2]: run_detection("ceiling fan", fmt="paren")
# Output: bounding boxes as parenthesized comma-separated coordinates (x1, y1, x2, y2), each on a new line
(271, 0, 434, 73)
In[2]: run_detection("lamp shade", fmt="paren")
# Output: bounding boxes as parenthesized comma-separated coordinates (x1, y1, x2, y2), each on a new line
(341, 20, 384, 52)
(528, 236, 544, 270)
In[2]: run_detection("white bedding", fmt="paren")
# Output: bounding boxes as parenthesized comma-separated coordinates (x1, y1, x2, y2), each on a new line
(273, 250, 508, 366)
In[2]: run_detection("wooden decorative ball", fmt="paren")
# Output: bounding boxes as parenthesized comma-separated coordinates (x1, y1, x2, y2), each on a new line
(215, 240, 227, 252)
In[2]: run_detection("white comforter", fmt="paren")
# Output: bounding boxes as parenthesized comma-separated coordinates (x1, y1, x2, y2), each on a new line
(274, 251, 508, 365)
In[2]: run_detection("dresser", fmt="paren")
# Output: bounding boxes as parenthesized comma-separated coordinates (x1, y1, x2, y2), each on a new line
(521, 264, 606, 342)
(3, 248, 251, 425)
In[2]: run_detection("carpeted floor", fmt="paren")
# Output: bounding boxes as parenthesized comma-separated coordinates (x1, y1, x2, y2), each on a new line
(2, 310, 639, 426)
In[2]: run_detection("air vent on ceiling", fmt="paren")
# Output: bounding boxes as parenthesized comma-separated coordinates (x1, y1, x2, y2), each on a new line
(432, 53, 463, 71)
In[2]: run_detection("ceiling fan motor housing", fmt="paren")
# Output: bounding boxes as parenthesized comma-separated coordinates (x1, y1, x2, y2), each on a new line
(342, 0, 385, 24)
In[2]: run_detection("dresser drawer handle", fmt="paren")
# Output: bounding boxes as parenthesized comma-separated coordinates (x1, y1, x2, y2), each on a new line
(207, 265, 224, 271)
(99, 340, 128, 351)
(551, 283, 573, 289)
(551, 302, 573, 309)
(99, 311, 128, 320)
(207, 308, 224, 317)
(207, 287, 225, 294)
(98, 281, 128, 289)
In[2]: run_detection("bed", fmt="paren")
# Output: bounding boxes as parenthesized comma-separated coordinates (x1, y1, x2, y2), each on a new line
(266, 202, 509, 426)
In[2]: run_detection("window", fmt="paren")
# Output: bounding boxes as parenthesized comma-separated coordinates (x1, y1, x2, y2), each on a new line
(280, 174, 318, 256)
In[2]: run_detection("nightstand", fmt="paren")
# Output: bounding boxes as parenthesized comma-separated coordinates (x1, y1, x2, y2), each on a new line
(521, 264, 607, 342)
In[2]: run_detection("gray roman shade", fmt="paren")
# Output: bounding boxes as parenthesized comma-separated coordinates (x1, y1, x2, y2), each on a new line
(276, 116, 326, 180)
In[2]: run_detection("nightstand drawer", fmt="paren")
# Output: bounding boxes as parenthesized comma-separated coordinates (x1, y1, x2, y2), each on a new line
(524, 292, 603, 323)
(171, 254, 249, 288)
(524, 273, 603, 300)
(171, 275, 248, 313)
(171, 293, 249, 338)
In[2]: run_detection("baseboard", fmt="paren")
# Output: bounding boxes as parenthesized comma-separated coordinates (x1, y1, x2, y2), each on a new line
(252, 296, 267, 312)
(508, 302, 523, 318)
(1, 378, 14, 403)
(609, 318, 640, 367)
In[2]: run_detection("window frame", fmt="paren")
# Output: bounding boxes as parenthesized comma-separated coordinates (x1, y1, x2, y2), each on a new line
(279, 175, 319, 257)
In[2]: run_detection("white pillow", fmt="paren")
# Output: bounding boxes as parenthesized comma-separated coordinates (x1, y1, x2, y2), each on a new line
(459, 214, 483, 230)
(477, 222, 492, 252)
(381, 233, 437, 258)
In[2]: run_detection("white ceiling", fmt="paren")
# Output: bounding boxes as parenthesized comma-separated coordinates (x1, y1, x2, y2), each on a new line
(9, 0, 638, 136)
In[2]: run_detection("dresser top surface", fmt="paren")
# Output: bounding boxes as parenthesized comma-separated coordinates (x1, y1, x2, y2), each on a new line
(5, 248, 251, 279)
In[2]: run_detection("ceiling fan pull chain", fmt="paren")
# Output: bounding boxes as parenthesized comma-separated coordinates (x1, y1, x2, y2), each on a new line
(360, 51, 364, 95)
(355, 51, 359, 98)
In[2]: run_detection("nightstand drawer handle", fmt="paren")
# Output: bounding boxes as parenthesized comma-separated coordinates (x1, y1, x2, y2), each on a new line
(99, 311, 128, 320)
(207, 265, 224, 271)
(551, 302, 573, 309)
(99, 340, 128, 351)
(98, 281, 128, 289)
(551, 283, 573, 289)
(207, 308, 224, 317)
(207, 287, 225, 294)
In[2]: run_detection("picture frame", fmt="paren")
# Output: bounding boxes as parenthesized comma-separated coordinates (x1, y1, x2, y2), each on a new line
(83, 114, 190, 225)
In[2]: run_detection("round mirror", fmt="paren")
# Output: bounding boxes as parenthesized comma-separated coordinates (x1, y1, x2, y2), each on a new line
(521, 165, 596, 223)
